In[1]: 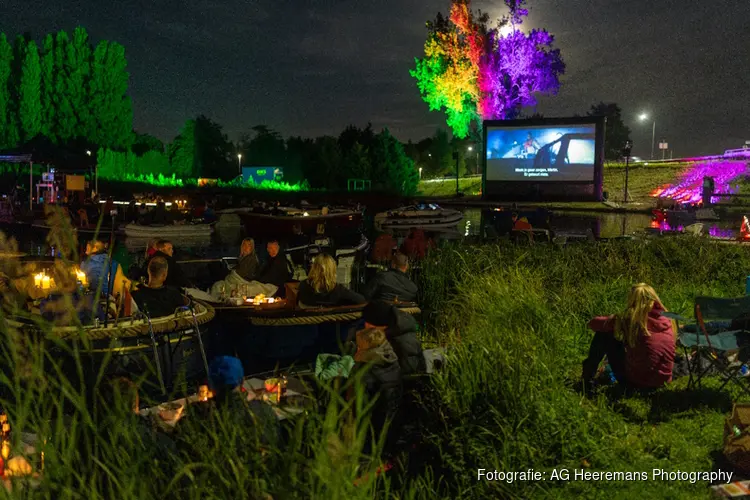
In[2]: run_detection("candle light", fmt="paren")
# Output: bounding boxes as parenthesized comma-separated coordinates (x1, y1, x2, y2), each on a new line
(41, 275, 51, 290)
(76, 269, 88, 287)
(34, 273, 42, 288)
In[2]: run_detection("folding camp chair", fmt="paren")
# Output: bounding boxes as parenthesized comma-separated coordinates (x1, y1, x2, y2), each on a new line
(142, 302, 210, 396)
(664, 295, 750, 397)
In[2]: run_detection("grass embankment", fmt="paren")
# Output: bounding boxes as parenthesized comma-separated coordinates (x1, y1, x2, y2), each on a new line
(411, 237, 749, 498)
(417, 162, 686, 211)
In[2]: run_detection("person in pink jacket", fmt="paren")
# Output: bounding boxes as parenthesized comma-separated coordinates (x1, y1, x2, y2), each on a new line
(582, 283, 676, 391)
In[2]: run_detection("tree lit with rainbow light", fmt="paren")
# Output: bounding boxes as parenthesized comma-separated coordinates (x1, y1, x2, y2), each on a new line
(411, 0, 564, 138)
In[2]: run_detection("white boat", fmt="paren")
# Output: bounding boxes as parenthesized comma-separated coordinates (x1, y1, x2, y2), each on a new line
(123, 222, 214, 239)
(375, 204, 464, 230)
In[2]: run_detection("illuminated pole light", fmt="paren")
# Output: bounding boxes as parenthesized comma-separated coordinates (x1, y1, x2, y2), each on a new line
(639, 113, 656, 160)
(419, 167, 423, 179)
(237, 153, 242, 176)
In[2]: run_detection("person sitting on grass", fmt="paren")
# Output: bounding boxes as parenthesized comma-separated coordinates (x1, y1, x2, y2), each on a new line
(95, 376, 177, 471)
(351, 327, 403, 436)
(362, 301, 425, 376)
(298, 254, 365, 308)
(362, 252, 418, 303)
(131, 257, 186, 318)
(582, 283, 675, 393)
(235, 237, 260, 281)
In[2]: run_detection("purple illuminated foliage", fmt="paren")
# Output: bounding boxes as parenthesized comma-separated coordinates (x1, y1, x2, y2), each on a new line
(478, 28, 564, 120)
(652, 161, 748, 204)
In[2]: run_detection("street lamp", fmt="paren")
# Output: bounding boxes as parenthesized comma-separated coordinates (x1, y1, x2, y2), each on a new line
(419, 167, 422, 179)
(639, 113, 656, 160)
(468, 146, 478, 175)
(87, 150, 97, 195)
(237, 153, 242, 176)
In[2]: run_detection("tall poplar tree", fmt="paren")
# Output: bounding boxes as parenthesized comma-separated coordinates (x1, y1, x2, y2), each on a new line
(169, 119, 197, 177)
(19, 40, 42, 141)
(67, 27, 92, 139)
(39, 34, 56, 140)
(0, 34, 17, 148)
(53, 31, 77, 141)
(90, 40, 133, 149)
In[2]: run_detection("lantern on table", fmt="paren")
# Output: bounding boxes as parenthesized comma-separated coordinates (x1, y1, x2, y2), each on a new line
(75, 268, 88, 287)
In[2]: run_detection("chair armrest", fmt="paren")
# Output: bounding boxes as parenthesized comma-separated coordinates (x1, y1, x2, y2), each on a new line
(660, 311, 691, 322)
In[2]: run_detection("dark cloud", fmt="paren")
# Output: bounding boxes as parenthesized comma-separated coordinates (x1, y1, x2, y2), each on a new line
(1, 0, 748, 156)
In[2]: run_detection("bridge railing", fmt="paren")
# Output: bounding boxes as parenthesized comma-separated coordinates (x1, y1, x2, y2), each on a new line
(724, 148, 750, 158)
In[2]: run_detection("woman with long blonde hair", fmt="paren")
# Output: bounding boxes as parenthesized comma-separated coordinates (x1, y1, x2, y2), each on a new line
(235, 237, 259, 281)
(298, 254, 365, 307)
(582, 283, 675, 391)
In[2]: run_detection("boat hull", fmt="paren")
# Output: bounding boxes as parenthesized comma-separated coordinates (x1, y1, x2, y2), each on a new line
(238, 210, 362, 236)
(374, 209, 464, 230)
(124, 223, 214, 239)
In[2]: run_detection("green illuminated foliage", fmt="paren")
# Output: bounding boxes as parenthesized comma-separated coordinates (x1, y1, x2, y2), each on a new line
(0, 34, 17, 148)
(39, 34, 55, 140)
(18, 39, 42, 141)
(90, 40, 133, 149)
(67, 27, 93, 140)
(53, 31, 76, 142)
(0, 27, 134, 149)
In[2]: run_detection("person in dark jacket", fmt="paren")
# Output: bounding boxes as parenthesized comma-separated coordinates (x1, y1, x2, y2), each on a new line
(147, 240, 192, 289)
(298, 254, 365, 307)
(235, 238, 260, 281)
(151, 200, 168, 225)
(352, 327, 402, 433)
(362, 252, 418, 303)
(256, 240, 292, 292)
(131, 257, 186, 318)
(582, 283, 675, 393)
(362, 301, 425, 376)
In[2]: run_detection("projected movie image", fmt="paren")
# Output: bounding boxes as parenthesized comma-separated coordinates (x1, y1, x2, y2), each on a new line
(486, 124, 596, 182)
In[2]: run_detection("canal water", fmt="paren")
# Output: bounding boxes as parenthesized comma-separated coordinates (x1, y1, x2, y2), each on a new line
(2, 207, 740, 268)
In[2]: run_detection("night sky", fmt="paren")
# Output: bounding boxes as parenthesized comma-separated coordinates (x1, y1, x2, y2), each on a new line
(3, 0, 749, 158)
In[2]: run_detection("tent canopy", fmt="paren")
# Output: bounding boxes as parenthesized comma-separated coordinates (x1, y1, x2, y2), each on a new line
(0, 135, 97, 172)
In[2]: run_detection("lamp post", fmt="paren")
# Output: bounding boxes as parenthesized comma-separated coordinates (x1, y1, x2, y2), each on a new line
(87, 150, 95, 196)
(419, 167, 422, 179)
(468, 146, 479, 175)
(237, 153, 242, 176)
(639, 113, 656, 160)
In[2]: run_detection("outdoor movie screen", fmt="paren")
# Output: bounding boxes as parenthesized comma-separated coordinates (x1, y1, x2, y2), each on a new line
(485, 123, 597, 182)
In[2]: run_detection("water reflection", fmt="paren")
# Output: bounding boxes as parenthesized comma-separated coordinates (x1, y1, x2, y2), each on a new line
(3, 206, 742, 262)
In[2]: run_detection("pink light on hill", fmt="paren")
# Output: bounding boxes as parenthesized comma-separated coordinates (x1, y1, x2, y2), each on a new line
(650, 161, 748, 204)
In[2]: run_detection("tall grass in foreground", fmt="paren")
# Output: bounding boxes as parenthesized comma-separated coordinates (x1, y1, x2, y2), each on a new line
(410, 238, 750, 498)
(0, 214, 395, 500)
(2, 221, 749, 499)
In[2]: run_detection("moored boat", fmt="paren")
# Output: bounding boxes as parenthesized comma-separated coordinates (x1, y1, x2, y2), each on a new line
(5, 300, 216, 398)
(236, 206, 362, 235)
(124, 222, 214, 239)
(375, 204, 464, 230)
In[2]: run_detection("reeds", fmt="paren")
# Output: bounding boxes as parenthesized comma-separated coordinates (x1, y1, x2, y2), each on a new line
(0, 218, 744, 498)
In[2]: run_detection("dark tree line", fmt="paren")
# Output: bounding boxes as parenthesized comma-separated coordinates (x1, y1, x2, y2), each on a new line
(0, 28, 132, 150)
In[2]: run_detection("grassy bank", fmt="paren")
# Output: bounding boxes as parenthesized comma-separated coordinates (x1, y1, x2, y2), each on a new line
(417, 164, 686, 208)
(412, 237, 749, 498)
(0, 222, 746, 498)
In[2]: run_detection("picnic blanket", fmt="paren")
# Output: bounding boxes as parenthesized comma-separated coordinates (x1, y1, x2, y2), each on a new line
(209, 270, 278, 300)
